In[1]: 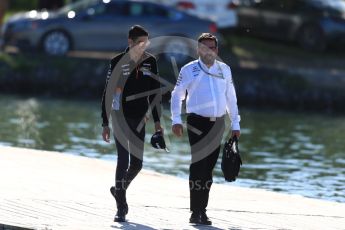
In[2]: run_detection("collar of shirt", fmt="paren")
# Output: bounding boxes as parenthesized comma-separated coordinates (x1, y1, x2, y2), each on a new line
(197, 58, 224, 79)
(198, 57, 218, 71)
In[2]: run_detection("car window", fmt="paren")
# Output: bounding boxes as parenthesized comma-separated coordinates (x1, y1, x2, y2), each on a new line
(81, 2, 128, 18)
(256, 0, 279, 10)
(123, 2, 170, 18)
(145, 4, 169, 17)
(86, 4, 105, 16)
(277, 0, 301, 11)
(58, 0, 99, 14)
(257, 0, 300, 11)
(123, 2, 144, 16)
(104, 2, 126, 16)
(167, 9, 184, 21)
(146, 4, 184, 20)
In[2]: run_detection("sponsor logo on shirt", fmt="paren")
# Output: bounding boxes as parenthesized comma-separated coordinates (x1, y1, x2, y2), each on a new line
(192, 65, 201, 77)
(141, 67, 152, 76)
(122, 64, 130, 76)
(141, 63, 152, 76)
(176, 72, 183, 86)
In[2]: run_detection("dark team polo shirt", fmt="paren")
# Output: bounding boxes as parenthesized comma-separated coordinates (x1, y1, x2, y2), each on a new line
(101, 48, 161, 127)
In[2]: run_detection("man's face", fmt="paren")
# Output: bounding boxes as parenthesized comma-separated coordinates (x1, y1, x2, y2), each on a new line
(128, 36, 150, 56)
(197, 39, 218, 65)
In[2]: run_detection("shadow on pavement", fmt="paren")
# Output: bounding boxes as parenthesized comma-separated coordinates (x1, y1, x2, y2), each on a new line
(111, 221, 157, 230)
(0, 224, 34, 230)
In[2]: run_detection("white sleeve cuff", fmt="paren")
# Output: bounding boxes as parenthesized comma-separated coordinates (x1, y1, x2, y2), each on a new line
(231, 122, 240, 131)
(172, 117, 183, 125)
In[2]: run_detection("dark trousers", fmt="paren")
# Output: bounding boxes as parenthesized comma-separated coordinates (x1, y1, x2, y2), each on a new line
(113, 117, 145, 209)
(187, 113, 225, 212)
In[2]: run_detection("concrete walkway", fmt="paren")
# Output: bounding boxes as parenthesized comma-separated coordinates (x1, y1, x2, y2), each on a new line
(0, 146, 344, 230)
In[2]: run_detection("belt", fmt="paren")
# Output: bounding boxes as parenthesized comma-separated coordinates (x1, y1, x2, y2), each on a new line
(188, 113, 224, 122)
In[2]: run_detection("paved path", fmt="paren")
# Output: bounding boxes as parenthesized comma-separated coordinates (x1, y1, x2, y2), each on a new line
(0, 146, 344, 230)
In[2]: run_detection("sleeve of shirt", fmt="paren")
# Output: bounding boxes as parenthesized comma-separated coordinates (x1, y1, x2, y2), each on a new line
(101, 61, 115, 127)
(225, 66, 241, 131)
(148, 57, 161, 123)
(171, 66, 190, 125)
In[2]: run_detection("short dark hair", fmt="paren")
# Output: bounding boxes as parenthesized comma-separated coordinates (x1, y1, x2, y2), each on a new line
(197, 33, 218, 47)
(128, 25, 149, 41)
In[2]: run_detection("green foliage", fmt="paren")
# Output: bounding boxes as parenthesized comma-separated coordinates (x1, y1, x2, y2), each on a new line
(8, 0, 39, 11)
(224, 33, 345, 71)
(4, 10, 16, 22)
(8, 0, 71, 11)
(226, 34, 344, 61)
(0, 53, 38, 73)
(0, 52, 99, 76)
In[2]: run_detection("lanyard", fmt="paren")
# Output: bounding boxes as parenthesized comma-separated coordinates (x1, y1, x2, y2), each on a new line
(135, 65, 140, 79)
(129, 54, 142, 79)
(197, 61, 224, 79)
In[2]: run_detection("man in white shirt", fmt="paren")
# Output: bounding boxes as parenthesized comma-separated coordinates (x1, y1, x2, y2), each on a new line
(171, 33, 241, 225)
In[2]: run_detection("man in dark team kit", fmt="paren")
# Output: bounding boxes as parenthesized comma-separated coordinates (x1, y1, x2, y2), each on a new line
(101, 25, 163, 222)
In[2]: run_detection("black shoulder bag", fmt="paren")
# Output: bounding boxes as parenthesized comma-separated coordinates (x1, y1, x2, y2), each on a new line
(221, 135, 242, 182)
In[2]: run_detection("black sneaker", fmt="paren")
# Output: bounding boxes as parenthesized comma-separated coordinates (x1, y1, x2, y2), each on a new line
(110, 186, 128, 221)
(114, 209, 127, 222)
(189, 211, 212, 225)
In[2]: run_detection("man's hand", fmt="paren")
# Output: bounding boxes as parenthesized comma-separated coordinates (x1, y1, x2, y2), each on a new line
(102, 126, 111, 143)
(155, 122, 164, 134)
(172, 124, 183, 137)
(232, 130, 240, 139)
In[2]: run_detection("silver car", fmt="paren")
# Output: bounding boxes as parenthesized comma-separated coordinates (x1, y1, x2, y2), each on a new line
(1, 0, 220, 60)
(148, 0, 239, 29)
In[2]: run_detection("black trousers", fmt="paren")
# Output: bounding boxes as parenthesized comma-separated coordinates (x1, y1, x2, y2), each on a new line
(187, 113, 225, 212)
(113, 117, 145, 208)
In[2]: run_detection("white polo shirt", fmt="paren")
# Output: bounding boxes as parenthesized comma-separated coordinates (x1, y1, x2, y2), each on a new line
(171, 58, 240, 131)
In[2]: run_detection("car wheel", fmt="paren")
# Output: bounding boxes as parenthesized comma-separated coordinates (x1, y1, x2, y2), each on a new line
(163, 38, 191, 64)
(42, 30, 71, 55)
(298, 25, 326, 51)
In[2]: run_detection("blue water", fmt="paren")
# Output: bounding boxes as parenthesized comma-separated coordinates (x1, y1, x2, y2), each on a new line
(0, 95, 344, 203)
